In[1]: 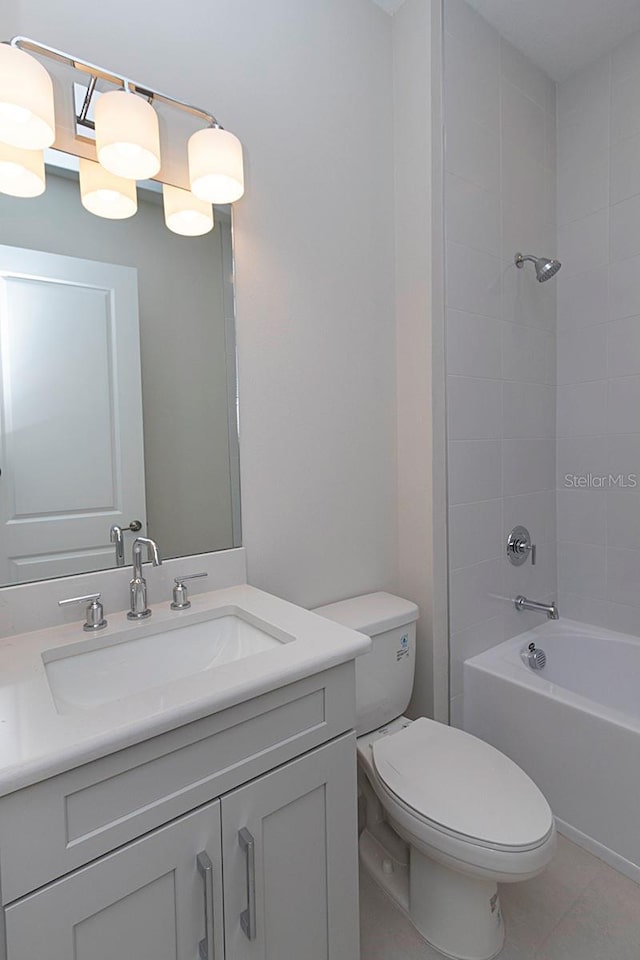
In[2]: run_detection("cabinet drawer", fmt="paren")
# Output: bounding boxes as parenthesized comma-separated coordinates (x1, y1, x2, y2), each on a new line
(0, 663, 354, 904)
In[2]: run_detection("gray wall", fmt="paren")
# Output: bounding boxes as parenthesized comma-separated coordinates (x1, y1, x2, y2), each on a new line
(0, 174, 234, 558)
(443, 0, 558, 725)
(556, 28, 640, 635)
(445, 5, 640, 714)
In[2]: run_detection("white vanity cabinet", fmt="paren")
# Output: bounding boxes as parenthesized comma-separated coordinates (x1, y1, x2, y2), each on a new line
(0, 664, 360, 960)
(5, 799, 225, 960)
(221, 733, 358, 960)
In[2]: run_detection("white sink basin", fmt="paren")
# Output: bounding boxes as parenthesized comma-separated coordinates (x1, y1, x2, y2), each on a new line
(43, 609, 290, 714)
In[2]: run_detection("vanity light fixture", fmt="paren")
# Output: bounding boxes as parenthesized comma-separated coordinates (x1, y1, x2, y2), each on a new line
(0, 141, 45, 196)
(189, 126, 244, 204)
(95, 88, 161, 181)
(79, 157, 137, 219)
(162, 183, 214, 236)
(0, 43, 55, 149)
(1, 37, 246, 228)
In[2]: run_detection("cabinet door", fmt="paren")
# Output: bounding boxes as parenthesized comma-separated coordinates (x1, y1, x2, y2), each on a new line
(221, 733, 359, 960)
(5, 799, 224, 960)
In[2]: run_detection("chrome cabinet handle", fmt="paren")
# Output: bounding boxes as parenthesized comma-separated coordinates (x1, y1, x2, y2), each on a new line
(238, 827, 257, 941)
(197, 851, 216, 960)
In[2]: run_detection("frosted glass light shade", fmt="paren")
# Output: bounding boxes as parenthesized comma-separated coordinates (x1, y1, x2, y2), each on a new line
(79, 157, 137, 219)
(163, 184, 214, 236)
(95, 90, 161, 180)
(188, 127, 244, 204)
(0, 142, 45, 197)
(0, 44, 55, 150)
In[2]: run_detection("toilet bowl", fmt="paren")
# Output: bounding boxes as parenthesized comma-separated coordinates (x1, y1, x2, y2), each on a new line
(313, 593, 557, 960)
(357, 716, 556, 960)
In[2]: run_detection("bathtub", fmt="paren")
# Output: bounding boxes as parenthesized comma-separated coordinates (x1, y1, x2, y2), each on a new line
(464, 618, 640, 883)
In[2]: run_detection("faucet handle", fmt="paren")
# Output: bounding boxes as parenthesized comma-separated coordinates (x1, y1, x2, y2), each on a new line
(171, 572, 208, 610)
(58, 593, 107, 632)
(507, 525, 536, 566)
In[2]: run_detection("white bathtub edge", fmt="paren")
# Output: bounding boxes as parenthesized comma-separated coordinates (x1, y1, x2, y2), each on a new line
(555, 817, 640, 886)
(464, 630, 640, 880)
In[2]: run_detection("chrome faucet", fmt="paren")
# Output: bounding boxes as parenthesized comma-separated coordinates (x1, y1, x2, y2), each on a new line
(110, 520, 142, 567)
(128, 537, 162, 620)
(514, 595, 559, 620)
(110, 525, 125, 567)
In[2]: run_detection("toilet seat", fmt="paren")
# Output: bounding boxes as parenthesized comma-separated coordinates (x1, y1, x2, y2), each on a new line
(371, 718, 553, 851)
(357, 717, 556, 882)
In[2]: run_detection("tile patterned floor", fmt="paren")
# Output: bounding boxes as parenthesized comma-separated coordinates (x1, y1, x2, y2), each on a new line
(360, 835, 640, 960)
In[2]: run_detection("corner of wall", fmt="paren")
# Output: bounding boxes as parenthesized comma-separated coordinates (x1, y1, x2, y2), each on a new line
(393, 0, 449, 722)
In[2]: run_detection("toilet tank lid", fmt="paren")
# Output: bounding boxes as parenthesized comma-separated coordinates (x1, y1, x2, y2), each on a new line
(313, 592, 419, 635)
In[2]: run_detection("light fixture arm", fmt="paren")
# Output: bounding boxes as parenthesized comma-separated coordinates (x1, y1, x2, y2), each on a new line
(77, 74, 97, 129)
(7, 36, 223, 131)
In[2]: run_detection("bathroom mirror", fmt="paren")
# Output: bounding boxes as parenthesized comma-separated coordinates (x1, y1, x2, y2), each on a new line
(0, 156, 241, 587)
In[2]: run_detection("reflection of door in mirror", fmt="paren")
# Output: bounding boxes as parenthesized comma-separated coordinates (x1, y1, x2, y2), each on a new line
(0, 244, 147, 583)
(0, 163, 240, 589)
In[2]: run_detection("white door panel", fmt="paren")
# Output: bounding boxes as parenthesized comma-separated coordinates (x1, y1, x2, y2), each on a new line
(5, 279, 116, 514)
(0, 244, 146, 582)
(8, 545, 115, 582)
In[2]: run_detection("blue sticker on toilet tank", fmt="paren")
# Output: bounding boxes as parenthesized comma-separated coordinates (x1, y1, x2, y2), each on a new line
(396, 634, 409, 661)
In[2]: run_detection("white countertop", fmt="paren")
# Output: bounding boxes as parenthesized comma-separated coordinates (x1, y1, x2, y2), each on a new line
(0, 584, 370, 797)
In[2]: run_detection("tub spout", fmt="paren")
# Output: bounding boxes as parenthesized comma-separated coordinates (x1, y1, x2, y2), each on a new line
(515, 596, 559, 620)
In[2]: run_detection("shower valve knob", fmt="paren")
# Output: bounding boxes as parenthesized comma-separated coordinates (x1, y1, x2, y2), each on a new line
(507, 526, 536, 566)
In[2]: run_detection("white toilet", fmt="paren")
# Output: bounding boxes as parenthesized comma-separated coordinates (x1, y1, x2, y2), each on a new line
(314, 592, 556, 960)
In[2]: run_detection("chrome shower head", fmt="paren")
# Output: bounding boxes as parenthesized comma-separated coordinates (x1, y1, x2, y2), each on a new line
(515, 252, 562, 283)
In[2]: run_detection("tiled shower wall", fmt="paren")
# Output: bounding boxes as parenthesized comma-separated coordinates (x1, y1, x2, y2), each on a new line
(444, 0, 558, 724)
(556, 29, 640, 637)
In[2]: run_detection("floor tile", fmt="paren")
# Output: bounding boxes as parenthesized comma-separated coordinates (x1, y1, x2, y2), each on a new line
(534, 863, 640, 959)
(359, 868, 443, 960)
(495, 945, 531, 960)
(359, 837, 640, 960)
(499, 835, 602, 953)
(359, 866, 530, 959)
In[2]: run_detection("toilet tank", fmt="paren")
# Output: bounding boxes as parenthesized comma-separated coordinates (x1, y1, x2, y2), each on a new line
(313, 592, 419, 736)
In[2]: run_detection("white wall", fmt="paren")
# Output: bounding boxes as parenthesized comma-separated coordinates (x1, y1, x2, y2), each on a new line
(393, 0, 448, 722)
(7, 0, 398, 608)
(556, 29, 640, 636)
(443, 0, 558, 725)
